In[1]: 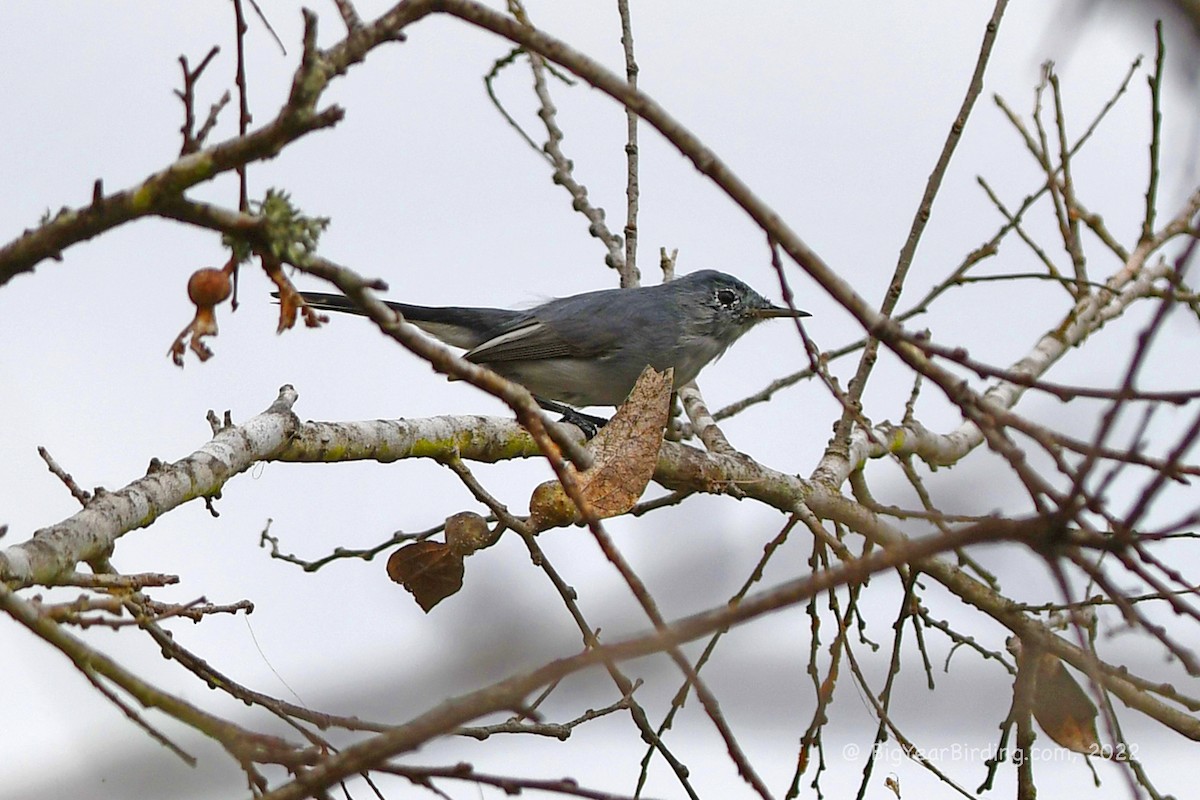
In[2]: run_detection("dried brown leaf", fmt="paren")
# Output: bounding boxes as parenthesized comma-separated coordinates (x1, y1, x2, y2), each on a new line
(1031, 652, 1100, 754)
(386, 541, 465, 612)
(578, 365, 672, 516)
(528, 366, 672, 531)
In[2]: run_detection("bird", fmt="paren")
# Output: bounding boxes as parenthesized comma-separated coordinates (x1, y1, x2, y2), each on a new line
(295, 270, 808, 411)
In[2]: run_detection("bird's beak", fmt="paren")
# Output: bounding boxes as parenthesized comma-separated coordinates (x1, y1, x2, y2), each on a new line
(752, 304, 810, 319)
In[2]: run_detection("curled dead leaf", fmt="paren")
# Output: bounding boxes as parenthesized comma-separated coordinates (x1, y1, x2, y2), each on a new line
(264, 255, 328, 333)
(1030, 651, 1100, 754)
(386, 541, 464, 612)
(527, 366, 672, 531)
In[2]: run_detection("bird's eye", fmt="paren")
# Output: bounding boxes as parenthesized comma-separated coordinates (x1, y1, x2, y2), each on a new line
(716, 288, 739, 308)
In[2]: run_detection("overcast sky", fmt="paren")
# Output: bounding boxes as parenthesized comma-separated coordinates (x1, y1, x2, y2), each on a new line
(2, 3, 1198, 799)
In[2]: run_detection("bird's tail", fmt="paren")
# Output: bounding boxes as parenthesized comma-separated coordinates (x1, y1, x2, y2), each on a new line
(292, 291, 371, 316)
(284, 290, 518, 350)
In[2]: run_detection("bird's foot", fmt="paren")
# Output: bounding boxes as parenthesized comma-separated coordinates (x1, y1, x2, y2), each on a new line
(535, 398, 609, 440)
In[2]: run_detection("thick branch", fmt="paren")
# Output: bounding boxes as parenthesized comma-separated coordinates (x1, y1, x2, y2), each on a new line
(0, 386, 300, 585)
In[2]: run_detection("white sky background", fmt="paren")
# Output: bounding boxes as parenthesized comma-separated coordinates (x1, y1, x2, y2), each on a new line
(1, 2, 1198, 799)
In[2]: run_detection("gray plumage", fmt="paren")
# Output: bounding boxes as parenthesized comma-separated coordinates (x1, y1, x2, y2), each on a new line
(298, 270, 808, 408)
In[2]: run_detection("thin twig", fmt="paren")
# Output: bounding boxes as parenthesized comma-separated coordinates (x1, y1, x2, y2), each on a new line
(175, 46, 222, 155)
(259, 517, 447, 572)
(1048, 69, 1089, 294)
(1142, 21, 1165, 243)
(37, 446, 92, 506)
(617, 0, 640, 287)
(508, 0, 626, 276)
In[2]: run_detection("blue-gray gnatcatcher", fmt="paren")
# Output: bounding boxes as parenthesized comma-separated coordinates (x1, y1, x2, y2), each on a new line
(297, 269, 808, 409)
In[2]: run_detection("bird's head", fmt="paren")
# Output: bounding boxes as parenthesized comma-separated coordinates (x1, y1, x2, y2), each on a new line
(682, 270, 809, 345)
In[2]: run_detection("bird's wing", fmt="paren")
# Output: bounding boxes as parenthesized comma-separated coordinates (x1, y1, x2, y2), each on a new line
(467, 287, 674, 364)
(464, 319, 581, 363)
